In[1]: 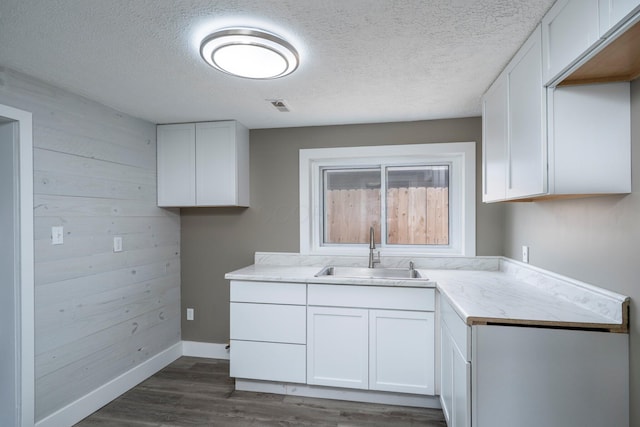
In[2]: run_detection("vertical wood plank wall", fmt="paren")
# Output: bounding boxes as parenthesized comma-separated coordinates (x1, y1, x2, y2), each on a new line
(326, 187, 448, 245)
(0, 67, 181, 421)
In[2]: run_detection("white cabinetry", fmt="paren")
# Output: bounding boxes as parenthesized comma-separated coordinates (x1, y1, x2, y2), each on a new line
(369, 309, 434, 395)
(307, 306, 369, 389)
(438, 292, 629, 427)
(307, 284, 435, 395)
(229, 281, 306, 383)
(482, 23, 631, 202)
(157, 120, 249, 207)
(481, 75, 507, 202)
(481, 25, 547, 202)
(599, 0, 640, 37)
(505, 25, 546, 199)
(542, 0, 601, 84)
(439, 293, 470, 427)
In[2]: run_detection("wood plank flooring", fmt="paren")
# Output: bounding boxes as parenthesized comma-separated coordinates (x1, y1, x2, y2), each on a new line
(75, 357, 447, 427)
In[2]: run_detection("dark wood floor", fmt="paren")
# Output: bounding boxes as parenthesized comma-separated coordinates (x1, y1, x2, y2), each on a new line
(75, 357, 447, 427)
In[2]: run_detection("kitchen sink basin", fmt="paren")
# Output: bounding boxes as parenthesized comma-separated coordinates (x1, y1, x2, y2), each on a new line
(314, 266, 424, 280)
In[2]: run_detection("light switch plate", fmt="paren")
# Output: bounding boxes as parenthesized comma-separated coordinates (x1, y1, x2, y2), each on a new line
(51, 226, 64, 245)
(186, 308, 194, 321)
(113, 236, 123, 252)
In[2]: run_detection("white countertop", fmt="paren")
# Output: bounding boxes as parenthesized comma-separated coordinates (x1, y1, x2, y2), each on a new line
(428, 270, 624, 330)
(225, 264, 436, 287)
(225, 256, 629, 332)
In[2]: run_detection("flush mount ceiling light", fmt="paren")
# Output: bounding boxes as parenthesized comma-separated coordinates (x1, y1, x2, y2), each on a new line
(200, 28, 299, 79)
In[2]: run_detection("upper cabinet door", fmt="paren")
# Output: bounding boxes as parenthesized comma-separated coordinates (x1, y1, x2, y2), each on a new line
(481, 75, 508, 203)
(195, 121, 249, 206)
(542, 0, 600, 84)
(506, 25, 546, 199)
(157, 123, 196, 207)
(599, 0, 640, 36)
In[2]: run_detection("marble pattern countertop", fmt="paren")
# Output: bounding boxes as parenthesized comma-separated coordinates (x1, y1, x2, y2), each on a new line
(225, 254, 629, 332)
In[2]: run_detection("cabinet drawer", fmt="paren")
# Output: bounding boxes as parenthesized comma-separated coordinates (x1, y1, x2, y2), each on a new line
(230, 303, 306, 344)
(440, 294, 470, 361)
(230, 340, 306, 383)
(230, 280, 306, 304)
(308, 284, 434, 311)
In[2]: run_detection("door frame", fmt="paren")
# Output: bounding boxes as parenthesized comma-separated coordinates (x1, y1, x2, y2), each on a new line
(0, 103, 35, 426)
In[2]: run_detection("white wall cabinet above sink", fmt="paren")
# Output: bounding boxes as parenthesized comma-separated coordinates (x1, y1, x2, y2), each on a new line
(157, 120, 249, 207)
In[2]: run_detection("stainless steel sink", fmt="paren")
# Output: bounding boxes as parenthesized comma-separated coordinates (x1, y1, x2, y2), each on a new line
(314, 266, 423, 280)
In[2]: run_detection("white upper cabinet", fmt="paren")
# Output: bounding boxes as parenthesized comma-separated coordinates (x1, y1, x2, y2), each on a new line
(157, 120, 249, 207)
(599, 0, 640, 36)
(481, 75, 507, 203)
(481, 26, 547, 202)
(548, 82, 630, 195)
(482, 2, 635, 202)
(506, 26, 546, 199)
(542, 0, 601, 85)
(157, 123, 196, 206)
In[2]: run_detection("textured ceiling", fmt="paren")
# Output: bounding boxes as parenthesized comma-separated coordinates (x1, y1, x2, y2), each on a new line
(0, 0, 554, 129)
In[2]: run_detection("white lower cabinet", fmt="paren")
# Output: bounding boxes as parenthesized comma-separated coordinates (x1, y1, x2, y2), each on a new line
(307, 284, 436, 396)
(438, 292, 629, 427)
(229, 281, 306, 384)
(306, 306, 369, 389)
(369, 310, 435, 395)
(439, 295, 470, 427)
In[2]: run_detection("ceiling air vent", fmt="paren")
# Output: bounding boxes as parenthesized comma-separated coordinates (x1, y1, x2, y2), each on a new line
(267, 99, 290, 112)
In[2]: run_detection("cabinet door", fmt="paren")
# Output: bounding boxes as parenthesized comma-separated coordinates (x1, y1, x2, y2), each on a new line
(157, 123, 196, 206)
(369, 310, 434, 395)
(542, 0, 600, 84)
(195, 121, 237, 206)
(481, 74, 507, 202)
(195, 121, 249, 206)
(441, 321, 470, 427)
(452, 346, 471, 427)
(599, 0, 640, 36)
(307, 306, 369, 389)
(440, 323, 454, 425)
(506, 25, 546, 199)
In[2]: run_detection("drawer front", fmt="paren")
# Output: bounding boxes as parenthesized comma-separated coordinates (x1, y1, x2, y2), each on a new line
(308, 284, 435, 311)
(439, 293, 470, 361)
(230, 303, 306, 344)
(230, 340, 306, 383)
(230, 280, 306, 304)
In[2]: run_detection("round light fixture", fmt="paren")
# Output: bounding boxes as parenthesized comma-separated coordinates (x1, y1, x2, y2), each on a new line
(200, 28, 299, 79)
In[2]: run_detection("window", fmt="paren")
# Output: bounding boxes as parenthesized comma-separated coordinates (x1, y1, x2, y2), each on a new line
(300, 143, 476, 256)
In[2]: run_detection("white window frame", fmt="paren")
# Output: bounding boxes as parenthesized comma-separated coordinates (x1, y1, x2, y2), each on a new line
(299, 142, 476, 257)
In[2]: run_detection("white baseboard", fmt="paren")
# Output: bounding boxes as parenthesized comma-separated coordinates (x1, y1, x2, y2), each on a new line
(35, 342, 182, 427)
(181, 341, 230, 359)
(235, 379, 441, 409)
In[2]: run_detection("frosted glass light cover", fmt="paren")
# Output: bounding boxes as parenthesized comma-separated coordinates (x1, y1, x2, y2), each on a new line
(213, 44, 288, 79)
(200, 28, 299, 79)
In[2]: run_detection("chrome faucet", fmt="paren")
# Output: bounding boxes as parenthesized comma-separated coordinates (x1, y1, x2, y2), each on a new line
(368, 226, 381, 268)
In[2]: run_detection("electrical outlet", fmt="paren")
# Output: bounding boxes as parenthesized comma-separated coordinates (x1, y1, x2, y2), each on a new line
(522, 245, 529, 263)
(51, 226, 64, 245)
(186, 308, 194, 321)
(113, 236, 123, 252)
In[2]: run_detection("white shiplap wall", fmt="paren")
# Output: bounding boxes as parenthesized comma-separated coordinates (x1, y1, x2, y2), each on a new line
(0, 67, 181, 421)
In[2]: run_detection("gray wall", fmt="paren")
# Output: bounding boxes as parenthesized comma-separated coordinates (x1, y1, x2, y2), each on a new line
(502, 80, 640, 426)
(181, 117, 503, 343)
(0, 67, 181, 421)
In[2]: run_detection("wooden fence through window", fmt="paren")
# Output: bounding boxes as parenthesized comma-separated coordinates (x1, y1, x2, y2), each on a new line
(325, 187, 449, 245)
